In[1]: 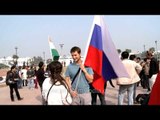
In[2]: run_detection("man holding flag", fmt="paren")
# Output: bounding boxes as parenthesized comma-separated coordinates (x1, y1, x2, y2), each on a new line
(83, 15, 130, 105)
(65, 46, 94, 105)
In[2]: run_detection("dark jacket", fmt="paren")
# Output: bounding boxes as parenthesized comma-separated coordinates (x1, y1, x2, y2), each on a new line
(36, 68, 46, 86)
(6, 71, 16, 85)
(149, 57, 159, 78)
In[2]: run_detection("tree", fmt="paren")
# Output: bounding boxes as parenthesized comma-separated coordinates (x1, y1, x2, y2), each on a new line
(117, 49, 121, 54)
(30, 56, 43, 66)
(149, 47, 155, 52)
(12, 54, 19, 60)
(12, 54, 19, 65)
(141, 51, 147, 59)
(125, 49, 131, 53)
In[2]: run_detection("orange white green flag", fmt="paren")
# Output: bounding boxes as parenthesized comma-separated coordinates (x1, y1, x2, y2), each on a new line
(48, 36, 60, 61)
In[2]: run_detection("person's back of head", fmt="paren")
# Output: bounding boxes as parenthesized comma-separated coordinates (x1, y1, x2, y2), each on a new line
(39, 61, 44, 68)
(129, 54, 136, 61)
(49, 61, 62, 75)
(48, 61, 64, 84)
(121, 51, 129, 59)
(30, 65, 33, 69)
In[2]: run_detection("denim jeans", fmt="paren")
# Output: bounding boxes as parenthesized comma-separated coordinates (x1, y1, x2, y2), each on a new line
(17, 79, 23, 88)
(133, 83, 137, 102)
(118, 84, 134, 105)
(28, 78, 35, 89)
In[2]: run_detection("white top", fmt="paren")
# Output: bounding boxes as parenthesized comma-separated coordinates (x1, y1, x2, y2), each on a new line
(42, 77, 72, 105)
(21, 69, 27, 80)
(116, 59, 142, 85)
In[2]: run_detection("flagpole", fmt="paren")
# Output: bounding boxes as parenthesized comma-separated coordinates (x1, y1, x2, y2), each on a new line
(75, 16, 99, 91)
(76, 16, 95, 89)
(83, 16, 94, 64)
(48, 35, 53, 61)
(76, 16, 96, 90)
(83, 15, 101, 65)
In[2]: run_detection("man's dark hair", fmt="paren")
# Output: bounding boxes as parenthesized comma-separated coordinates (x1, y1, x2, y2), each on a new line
(11, 65, 16, 70)
(129, 54, 136, 60)
(39, 61, 44, 68)
(136, 57, 141, 60)
(121, 51, 129, 59)
(70, 46, 81, 54)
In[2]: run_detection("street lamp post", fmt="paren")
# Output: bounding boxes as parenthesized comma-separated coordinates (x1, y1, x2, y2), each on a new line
(143, 44, 146, 52)
(43, 51, 45, 64)
(15, 46, 18, 65)
(3, 56, 6, 65)
(155, 41, 158, 60)
(59, 44, 64, 58)
(15, 46, 18, 56)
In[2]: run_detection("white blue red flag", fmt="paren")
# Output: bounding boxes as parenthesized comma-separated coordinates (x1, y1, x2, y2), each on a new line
(84, 15, 129, 94)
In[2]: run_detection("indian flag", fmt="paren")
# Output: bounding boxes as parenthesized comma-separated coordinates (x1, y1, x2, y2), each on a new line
(48, 36, 60, 61)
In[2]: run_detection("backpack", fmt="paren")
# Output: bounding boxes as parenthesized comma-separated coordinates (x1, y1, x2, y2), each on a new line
(136, 93, 150, 105)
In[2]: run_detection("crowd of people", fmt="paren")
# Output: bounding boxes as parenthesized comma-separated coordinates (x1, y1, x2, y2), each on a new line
(5, 47, 160, 105)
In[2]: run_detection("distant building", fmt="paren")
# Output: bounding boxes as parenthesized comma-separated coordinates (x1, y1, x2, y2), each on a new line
(58, 55, 84, 67)
(0, 56, 32, 67)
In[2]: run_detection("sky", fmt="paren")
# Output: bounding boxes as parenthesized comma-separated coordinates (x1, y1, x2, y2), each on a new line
(0, 15, 160, 59)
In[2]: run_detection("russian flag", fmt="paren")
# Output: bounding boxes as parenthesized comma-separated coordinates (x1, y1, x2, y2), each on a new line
(84, 15, 129, 94)
(148, 71, 160, 105)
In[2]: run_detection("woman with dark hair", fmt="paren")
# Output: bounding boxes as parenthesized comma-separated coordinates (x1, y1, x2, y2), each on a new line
(6, 65, 23, 101)
(42, 61, 72, 105)
(36, 61, 46, 92)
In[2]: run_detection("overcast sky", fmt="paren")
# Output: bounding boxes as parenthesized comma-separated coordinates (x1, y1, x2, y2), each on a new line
(0, 15, 160, 59)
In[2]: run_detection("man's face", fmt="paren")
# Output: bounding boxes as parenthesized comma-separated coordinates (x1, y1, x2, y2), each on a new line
(71, 51, 81, 62)
(13, 68, 16, 72)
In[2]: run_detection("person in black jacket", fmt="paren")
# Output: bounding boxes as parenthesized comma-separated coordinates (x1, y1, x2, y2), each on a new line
(147, 50, 159, 90)
(36, 61, 46, 92)
(36, 61, 46, 104)
(6, 65, 23, 101)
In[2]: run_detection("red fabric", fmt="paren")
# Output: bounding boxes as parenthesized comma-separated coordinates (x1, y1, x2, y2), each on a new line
(84, 46, 105, 94)
(148, 72, 160, 105)
(84, 46, 102, 76)
(84, 16, 129, 94)
(34, 78, 38, 89)
(92, 73, 105, 94)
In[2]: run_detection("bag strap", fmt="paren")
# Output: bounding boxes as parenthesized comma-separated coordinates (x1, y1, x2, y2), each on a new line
(75, 66, 89, 91)
(46, 84, 54, 104)
(71, 68, 81, 85)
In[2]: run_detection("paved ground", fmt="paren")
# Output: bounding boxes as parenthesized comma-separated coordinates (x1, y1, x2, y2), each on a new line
(0, 67, 148, 105)
(0, 84, 42, 105)
(0, 80, 147, 105)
